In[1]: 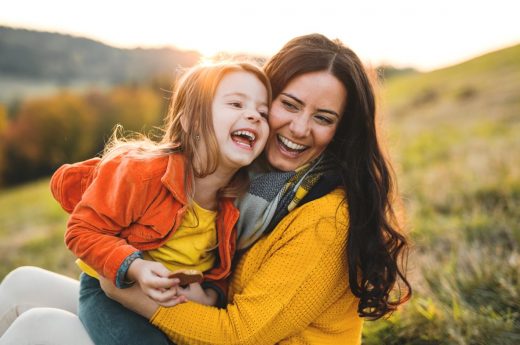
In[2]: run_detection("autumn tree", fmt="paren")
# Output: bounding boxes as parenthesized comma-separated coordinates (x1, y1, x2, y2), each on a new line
(3, 92, 97, 184)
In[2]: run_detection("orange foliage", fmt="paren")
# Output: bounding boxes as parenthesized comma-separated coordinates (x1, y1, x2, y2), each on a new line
(1, 86, 165, 186)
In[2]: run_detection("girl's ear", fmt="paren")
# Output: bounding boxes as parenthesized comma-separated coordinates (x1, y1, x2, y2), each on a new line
(180, 114, 189, 133)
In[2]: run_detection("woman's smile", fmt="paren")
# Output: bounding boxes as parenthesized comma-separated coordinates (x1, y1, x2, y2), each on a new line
(265, 71, 347, 171)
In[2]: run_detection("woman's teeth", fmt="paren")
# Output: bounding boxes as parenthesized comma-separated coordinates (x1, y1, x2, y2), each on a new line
(278, 135, 306, 151)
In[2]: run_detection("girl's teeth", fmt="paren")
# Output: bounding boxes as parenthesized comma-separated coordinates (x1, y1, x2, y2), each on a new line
(232, 130, 255, 141)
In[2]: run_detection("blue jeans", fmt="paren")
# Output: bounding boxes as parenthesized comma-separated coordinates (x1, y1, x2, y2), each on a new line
(78, 273, 173, 345)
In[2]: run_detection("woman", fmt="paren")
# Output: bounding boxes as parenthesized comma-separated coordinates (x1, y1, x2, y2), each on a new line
(0, 33, 411, 345)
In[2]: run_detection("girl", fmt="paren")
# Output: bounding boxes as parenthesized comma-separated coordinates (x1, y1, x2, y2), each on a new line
(49, 61, 270, 344)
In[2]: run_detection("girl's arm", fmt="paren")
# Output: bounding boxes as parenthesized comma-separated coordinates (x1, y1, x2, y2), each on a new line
(64, 156, 170, 288)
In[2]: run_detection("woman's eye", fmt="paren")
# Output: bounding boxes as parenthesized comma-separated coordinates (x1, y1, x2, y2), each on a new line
(315, 115, 334, 125)
(259, 111, 269, 119)
(281, 100, 298, 111)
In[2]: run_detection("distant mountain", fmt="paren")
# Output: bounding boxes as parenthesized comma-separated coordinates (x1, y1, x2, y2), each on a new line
(0, 26, 201, 101)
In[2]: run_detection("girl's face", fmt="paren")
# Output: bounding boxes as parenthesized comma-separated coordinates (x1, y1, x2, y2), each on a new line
(211, 70, 270, 172)
(264, 71, 347, 171)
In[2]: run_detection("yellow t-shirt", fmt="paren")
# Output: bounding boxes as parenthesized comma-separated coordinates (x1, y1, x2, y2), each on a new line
(77, 202, 218, 278)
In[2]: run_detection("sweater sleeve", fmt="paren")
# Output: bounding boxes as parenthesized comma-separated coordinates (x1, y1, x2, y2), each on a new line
(151, 199, 356, 344)
(65, 156, 152, 286)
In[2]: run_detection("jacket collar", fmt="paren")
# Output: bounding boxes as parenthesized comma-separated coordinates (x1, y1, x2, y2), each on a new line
(161, 153, 189, 205)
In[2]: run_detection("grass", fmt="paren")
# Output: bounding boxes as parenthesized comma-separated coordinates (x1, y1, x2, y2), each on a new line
(0, 178, 79, 279)
(1, 43, 519, 344)
(361, 44, 520, 344)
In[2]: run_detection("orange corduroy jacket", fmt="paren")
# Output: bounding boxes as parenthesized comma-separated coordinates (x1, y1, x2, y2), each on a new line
(50, 152, 239, 292)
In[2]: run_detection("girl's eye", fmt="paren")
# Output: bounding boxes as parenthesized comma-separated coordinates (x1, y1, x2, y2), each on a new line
(229, 102, 243, 108)
(281, 100, 298, 111)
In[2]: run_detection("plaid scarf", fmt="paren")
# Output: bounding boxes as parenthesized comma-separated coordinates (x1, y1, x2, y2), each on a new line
(236, 154, 341, 250)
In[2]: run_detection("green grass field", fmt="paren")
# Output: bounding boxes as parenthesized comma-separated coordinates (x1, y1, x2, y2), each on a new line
(1, 43, 519, 344)
(362, 44, 520, 344)
(0, 178, 78, 279)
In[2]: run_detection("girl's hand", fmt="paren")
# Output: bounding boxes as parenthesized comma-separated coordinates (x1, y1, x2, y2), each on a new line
(126, 258, 181, 305)
(177, 283, 218, 306)
(99, 276, 187, 319)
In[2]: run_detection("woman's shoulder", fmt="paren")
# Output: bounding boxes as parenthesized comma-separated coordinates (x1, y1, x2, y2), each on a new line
(278, 188, 348, 236)
(268, 187, 348, 251)
(298, 188, 347, 218)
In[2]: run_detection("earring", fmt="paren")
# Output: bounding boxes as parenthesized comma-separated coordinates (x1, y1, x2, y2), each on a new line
(194, 135, 200, 141)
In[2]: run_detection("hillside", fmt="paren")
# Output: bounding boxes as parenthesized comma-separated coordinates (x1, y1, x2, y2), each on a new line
(0, 26, 201, 101)
(0, 40, 519, 344)
(362, 43, 520, 344)
(382, 43, 520, 124)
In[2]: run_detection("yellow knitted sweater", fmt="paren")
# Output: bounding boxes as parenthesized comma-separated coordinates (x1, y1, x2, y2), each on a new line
(151, 188, 363, 344)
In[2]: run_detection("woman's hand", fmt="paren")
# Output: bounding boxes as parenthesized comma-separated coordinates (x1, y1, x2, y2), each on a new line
(99, 276, 187, 319)
(177, 283, 218, 306)
(126, 258, 181, 305)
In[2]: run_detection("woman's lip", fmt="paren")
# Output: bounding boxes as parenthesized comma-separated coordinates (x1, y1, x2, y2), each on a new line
(275, 135, 305, 158)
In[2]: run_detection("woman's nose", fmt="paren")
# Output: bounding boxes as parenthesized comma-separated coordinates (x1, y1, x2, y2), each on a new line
(289, 115, 310, 138)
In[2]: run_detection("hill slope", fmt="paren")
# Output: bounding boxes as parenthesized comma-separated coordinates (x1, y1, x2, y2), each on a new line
(363, 42, 520, 345)
(382, 43, 520, 124)
(1, 38, 519, 344)
(0, 26, 201, 101)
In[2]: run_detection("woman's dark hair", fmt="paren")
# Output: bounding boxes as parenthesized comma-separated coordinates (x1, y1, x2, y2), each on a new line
(264, 33, 411, 319)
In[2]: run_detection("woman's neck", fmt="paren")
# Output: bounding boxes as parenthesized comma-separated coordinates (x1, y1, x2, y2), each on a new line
(192, 167, 236, 210)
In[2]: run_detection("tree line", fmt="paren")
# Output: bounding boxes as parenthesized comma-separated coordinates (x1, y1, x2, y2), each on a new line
(0, 80, 172, 188)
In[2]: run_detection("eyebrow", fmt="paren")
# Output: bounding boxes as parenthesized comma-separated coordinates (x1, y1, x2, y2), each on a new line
(224, 92, 268, 107)
(280, 92, 340, 117)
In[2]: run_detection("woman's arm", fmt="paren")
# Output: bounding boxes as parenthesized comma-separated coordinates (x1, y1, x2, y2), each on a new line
(107, 194, 357, 345)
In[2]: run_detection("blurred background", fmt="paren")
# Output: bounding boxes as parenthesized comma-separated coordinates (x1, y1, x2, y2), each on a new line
(1, 1, 519, 344)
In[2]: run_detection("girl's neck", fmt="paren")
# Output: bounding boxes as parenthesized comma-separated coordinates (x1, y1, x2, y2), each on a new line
(192, 167, 236, 210)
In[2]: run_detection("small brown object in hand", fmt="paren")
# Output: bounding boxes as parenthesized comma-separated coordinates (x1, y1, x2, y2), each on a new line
(169, 269, 203, 286)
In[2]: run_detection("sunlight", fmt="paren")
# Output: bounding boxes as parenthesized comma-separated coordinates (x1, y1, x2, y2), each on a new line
(0, 0, 519, 70)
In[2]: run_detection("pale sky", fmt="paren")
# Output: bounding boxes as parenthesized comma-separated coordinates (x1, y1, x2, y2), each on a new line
(1, 0, 519, 71)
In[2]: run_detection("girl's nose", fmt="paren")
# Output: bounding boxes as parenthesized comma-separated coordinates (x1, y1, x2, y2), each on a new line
(245, 109, 262, 122)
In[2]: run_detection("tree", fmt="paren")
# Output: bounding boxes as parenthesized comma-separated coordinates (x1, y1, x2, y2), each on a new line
(3, 92, 97, 184)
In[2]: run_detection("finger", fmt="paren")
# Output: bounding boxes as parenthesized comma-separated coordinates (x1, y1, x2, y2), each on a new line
(151, 263, 174, 278)
(176, 285, 190, 295)
(159, 296, 188, 307)
(147, 287, 179, 303)
(145, 276, 180, 290)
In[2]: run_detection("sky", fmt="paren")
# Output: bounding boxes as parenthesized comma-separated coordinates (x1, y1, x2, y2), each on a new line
(1, 0, 519, 72)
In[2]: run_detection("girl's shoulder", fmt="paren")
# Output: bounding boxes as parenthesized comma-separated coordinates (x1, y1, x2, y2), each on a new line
(99, 149, 175, 181)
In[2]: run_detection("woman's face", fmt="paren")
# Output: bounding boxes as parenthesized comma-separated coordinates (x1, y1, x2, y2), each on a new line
(264, 71, 347, 171)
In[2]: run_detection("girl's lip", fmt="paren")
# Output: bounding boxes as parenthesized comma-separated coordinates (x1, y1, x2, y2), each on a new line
(231, 128, 259, 150)
(233, 128, 258, 139)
